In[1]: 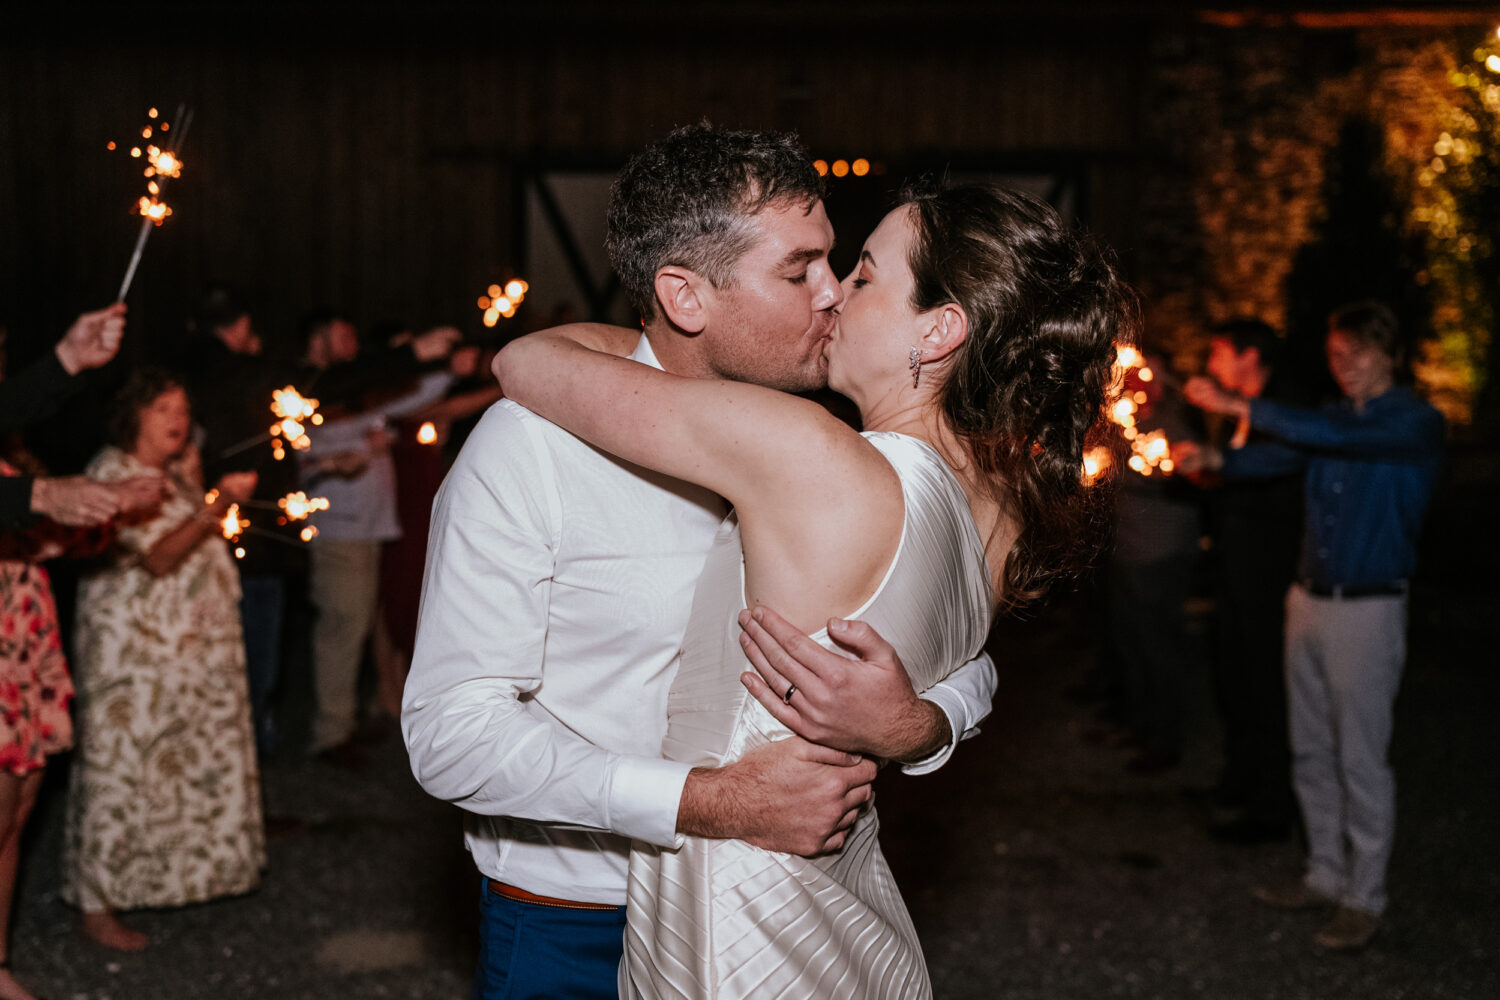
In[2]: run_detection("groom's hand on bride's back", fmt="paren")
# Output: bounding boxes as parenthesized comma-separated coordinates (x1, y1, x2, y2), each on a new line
(677, 737, 876, 857)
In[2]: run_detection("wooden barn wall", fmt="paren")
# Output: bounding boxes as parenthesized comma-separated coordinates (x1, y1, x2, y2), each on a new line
(0, 25, 1145, 372)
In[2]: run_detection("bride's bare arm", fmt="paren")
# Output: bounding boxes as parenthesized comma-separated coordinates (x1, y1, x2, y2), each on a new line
(493, 325, 903, 631)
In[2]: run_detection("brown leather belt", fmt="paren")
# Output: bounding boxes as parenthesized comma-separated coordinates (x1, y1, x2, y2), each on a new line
(486, 879, 623, 912)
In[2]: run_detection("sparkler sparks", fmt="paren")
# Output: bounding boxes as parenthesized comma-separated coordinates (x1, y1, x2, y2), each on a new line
(416, 421, 438, 445)
(269, 386, 323, 459)
(111, 104, 193, 300)
(219, 503, 250, 542)
(276, 491, 330, 522)
(1103, 343, 1176, 478)
(479, 278, 529, 327)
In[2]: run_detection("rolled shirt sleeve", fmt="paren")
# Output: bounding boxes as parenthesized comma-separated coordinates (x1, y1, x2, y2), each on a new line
(902, 649, 997, 776)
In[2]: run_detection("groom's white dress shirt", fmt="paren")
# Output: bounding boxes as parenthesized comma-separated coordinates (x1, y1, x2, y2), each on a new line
(403, 337, 998, 906)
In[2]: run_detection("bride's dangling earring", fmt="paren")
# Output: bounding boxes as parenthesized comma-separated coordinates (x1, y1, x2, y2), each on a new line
(908, 347, 923, 388)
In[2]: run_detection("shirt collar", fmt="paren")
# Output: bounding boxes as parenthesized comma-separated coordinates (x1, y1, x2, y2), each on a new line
(629, 334, 665, 371)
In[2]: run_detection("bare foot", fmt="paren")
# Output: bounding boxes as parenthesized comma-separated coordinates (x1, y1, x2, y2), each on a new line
(0, 967, 39, 1000)
(80, 910, 149, 951)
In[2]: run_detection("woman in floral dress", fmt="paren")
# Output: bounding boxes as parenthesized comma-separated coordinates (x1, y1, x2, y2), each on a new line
(63, 368, 264, 950)
(0, 457, 101, 1000)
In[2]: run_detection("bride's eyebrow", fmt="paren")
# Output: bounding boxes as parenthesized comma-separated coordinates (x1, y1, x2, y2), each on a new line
(859, 249, 877, 268)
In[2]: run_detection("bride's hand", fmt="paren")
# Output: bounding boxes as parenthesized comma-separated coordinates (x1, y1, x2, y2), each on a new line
(738, 606, 949, 763)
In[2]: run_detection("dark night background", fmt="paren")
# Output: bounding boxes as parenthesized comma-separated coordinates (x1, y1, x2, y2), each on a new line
(1, 3, 1497, 998)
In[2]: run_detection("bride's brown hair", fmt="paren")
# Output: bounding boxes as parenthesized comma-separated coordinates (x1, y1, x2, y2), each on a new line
(901, 181, 1136, 610)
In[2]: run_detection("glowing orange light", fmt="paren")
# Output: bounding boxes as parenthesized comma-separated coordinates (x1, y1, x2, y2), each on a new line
(1487, 54, 1500, 73)
(813, 160, 828, 176)
(504, 279, 525, 299)
(150, 150, 181, 177)
(272, 386, 320, 421)
(1116, 345, 1141, 370)
(234, 546, 246, 559)
(488, 284, 502, 298)
(137, 197, 171, 223)
(831, 160, 849, 177)
(148, 107, 159, 118)
(1138, 367, 1154, 382)
(277, 491, 330, 521)
(130, 147, 142, 158)
(1112, 398, 1137, 423)
(219, 503, 249, 541)
(1081, 446, 1112, 486)
(851, 158, 870, 177)
(106, 140, 117, 150)
(300, 525, 319, 542)
(417, 421, 438, 445)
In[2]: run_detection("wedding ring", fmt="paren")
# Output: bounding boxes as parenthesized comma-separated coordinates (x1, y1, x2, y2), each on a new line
(782, 684, 797, 705)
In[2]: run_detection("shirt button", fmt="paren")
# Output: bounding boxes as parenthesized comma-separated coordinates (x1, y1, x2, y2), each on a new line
(1331, 482, 1343, 493)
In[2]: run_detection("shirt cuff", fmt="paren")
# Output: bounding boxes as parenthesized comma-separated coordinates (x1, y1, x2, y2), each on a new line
(608, 755, 693, 848)
(900, 687, 970, 776)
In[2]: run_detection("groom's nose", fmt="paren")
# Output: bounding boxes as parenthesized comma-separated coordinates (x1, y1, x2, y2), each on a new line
(813, 261, 844, 312)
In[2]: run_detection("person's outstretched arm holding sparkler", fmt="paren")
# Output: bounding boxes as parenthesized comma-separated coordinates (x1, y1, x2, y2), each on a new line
(0, 304, 167, 528)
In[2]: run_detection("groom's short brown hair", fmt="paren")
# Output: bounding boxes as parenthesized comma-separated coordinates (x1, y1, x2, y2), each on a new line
(606, 123, 825, 323)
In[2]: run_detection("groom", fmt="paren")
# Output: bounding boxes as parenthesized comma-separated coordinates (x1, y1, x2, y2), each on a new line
(403, 124, 996, 999)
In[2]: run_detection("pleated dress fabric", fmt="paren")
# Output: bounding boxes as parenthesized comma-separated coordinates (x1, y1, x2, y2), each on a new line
(622, 432, 993, 999)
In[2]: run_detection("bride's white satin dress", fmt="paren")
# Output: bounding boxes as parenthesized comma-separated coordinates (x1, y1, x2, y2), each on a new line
(621, 432, 993, 999)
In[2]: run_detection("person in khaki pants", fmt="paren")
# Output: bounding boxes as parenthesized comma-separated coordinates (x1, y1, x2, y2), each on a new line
(298, 312, 459, 762)
(1186, 301, 1443, 952)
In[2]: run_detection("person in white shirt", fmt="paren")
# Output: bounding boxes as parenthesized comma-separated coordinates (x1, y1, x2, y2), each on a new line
(403, 125, 1000, 999)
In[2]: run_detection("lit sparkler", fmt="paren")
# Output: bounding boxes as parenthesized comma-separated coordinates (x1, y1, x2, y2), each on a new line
(478, 278, 529, 328)
(416, 421, 438, 445)
(219, 503, 250, 542)
(112, 104, 193, 300)
(220, 386, 324, 461)
(1082, 445, 1113, 486)
(275, 491, 330, 521)
(1104, 343, 1175, 478)
(269, 386, 323, 458)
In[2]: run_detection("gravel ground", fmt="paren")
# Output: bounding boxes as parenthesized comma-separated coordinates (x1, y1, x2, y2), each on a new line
(10, 452, 1497, 1000)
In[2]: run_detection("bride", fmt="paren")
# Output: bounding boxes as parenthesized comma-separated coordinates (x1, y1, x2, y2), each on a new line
(495, 181, 1133, 999)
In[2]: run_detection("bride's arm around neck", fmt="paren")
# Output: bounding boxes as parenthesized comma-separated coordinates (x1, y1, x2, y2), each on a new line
(494, 325, 904, 634)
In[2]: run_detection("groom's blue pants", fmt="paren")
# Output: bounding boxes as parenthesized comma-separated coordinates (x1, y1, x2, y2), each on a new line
(474, 878, 627, 1000)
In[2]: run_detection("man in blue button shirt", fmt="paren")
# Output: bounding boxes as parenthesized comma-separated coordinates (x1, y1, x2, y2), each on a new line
(1185, 300, 1443, 951)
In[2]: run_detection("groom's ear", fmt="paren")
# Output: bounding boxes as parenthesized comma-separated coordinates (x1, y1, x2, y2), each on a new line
(654, 267, 709, 334)
(917, 303, 969, 364)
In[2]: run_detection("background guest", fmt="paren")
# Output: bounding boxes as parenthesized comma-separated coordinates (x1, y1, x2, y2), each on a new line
(62, 369, 265, 951)
(182, 285, 304, 757)
(1185, 301, 1444, 952)
(1102, 353, 1205, 774)
(1178, 319, 1308, 843)
(297, 316, 459, 764)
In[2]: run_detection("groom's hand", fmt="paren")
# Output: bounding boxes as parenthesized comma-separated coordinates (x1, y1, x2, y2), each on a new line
(737, 607, 949, 763)
(677, 736, 876, 857)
